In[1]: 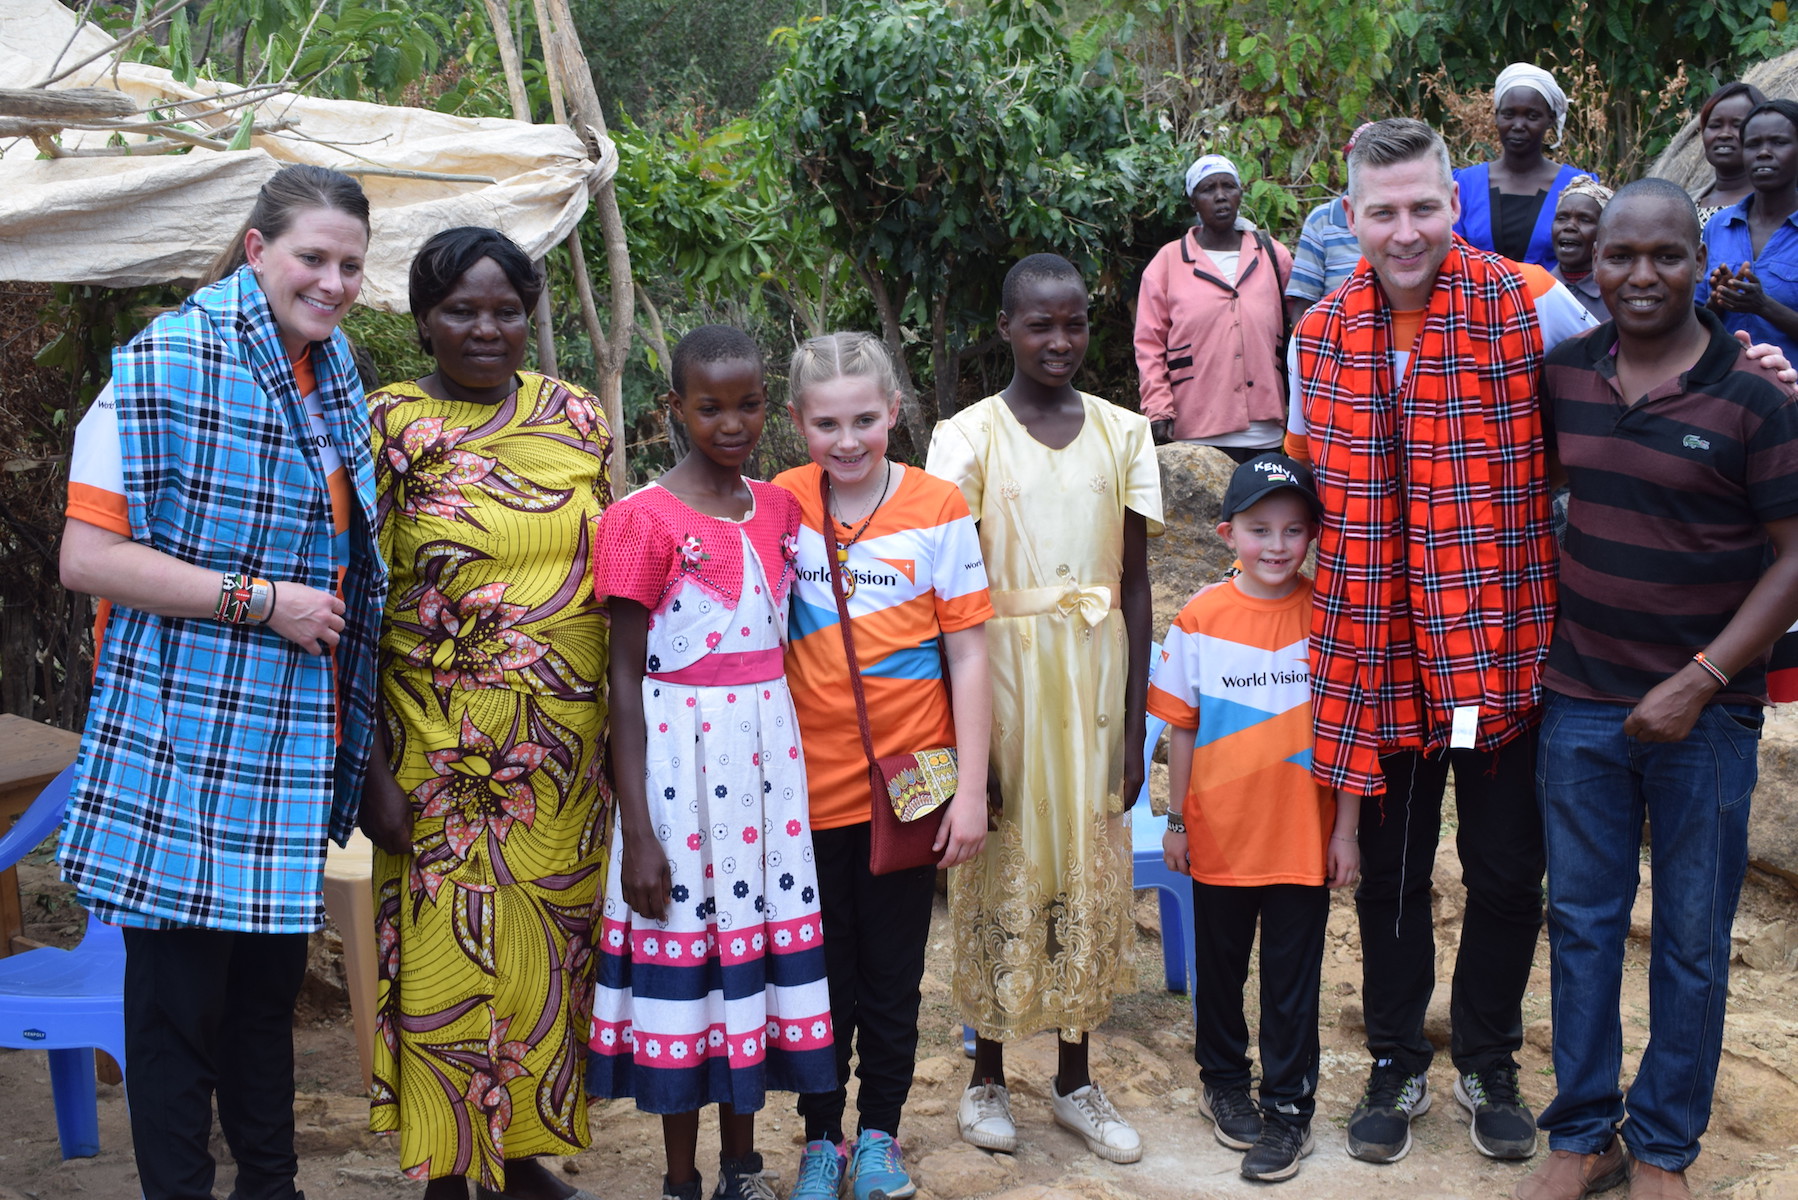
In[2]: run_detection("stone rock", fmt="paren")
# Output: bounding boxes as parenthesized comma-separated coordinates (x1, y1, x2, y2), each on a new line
(1711, 1013, 1798, 1146)
(1147, 443, 1238, 634)
(293, 1092, 381, 1154)
(913, 1097, 948, 1118)
(299, 924, 350, 1018)
(1132, 891, 1161, 937)
(916, 1054, 960, 1087)
(1630, 867, 1655, 943)
(1433, 838, 1466, 930)
(1339, 999, 1365, 1033)
(1740, 920, 1798, 973)
(915, 1144, 1019, 1197)
(1720, 1160, 1798, 1199)
(987, 1180, 1138, 1200)
(1526, 1018, 1553, 1055)
(1750, 712, 1798, 888)
(1423, 991, 1452, 1049)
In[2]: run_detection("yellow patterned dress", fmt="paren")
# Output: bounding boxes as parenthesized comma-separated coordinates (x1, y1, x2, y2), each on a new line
(926, 393, 1164, 1042)
(367, 373, 611, 1188)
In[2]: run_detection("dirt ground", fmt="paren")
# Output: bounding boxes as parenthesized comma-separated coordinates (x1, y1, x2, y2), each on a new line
(5, 790, 1798, 1200)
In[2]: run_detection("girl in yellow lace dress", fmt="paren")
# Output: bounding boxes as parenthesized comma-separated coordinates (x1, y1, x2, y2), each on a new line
(359, 228, 609, 1200)
(926, 254, 1163, 1166)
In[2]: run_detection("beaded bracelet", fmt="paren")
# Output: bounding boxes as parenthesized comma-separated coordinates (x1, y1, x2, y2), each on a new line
(1693, 651, 1730, 688)
(215, 573, 273, 625)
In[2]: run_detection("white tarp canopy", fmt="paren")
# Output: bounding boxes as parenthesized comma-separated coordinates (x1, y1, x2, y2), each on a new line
(0, 0, 613, 311)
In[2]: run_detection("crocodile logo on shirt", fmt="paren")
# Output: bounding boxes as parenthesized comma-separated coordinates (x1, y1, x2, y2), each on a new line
(1683, 434, 1711, 450)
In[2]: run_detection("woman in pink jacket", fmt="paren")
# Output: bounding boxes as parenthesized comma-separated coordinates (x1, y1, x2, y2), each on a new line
(1134, 155, 1293, 462)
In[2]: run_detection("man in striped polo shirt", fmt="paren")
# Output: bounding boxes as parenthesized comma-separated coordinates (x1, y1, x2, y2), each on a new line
(1526, 178, 1798, 1200)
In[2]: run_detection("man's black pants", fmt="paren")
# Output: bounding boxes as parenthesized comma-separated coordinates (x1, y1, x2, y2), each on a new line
(796, 821, 936, 1142)
(123, 926, 309, 1200)
(1355, 728, 1545, 1078)
(1190, 880, 1329, 1118)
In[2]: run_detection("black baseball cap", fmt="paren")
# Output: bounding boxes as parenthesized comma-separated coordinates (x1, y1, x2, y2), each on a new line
(1220, 452, 1321, 521)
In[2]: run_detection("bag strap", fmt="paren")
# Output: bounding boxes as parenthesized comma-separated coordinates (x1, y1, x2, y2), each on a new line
(1255, 229, 1293, 339)
(822, 471, 882, 774)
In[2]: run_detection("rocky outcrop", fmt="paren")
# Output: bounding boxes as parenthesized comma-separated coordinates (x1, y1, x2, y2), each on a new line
(1147, 443, 1238, 635)
(1751, 707, 1798, 888)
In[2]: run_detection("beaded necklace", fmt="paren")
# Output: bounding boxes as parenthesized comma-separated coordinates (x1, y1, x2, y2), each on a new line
(825, 461, 892, 600)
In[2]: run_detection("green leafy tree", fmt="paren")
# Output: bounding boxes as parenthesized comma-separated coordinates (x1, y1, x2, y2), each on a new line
(762, 0, 1181, 449)
(1387, 0, 1781, 171)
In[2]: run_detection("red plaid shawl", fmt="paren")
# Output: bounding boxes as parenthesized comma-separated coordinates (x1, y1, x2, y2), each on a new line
(1296, 238, 1557, 794)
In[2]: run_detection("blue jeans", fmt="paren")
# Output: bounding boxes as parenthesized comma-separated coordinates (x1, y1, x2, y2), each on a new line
(1535, 691, 1758, 1171)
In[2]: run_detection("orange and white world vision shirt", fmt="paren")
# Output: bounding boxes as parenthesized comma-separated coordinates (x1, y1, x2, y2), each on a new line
(1147, 577, 1335, 887)
(66, 348, 352, 654)
(774, 462, 994, 831)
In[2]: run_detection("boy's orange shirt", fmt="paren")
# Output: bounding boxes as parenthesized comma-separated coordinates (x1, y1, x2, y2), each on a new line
(1147, 577, 1334, 886)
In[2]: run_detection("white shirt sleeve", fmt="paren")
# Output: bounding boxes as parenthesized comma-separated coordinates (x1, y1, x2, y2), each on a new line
(1535, 281, 1601, 352)
(1286, 339, 1306, 436)
(69, 381, 124, 495)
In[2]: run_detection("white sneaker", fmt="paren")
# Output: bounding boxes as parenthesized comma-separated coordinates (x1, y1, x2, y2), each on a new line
(1051, 1080, 1142, 1164)
(958, 1082, 1018, 1152)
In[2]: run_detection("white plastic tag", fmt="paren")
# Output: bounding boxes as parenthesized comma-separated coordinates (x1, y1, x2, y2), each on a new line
(1450, 705, 1480, 750)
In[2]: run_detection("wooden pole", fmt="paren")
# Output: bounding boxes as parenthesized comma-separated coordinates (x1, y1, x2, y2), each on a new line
(0, 87, 135, 120)
(533, 277, 559, 379)
(542, 0, 633, 487)
(476, 0, 531, 123)
(527, 0, 567, 127)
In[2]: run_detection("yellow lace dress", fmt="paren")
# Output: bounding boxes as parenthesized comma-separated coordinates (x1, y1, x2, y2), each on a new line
(926, 392, 1164, 1041)
(366, 373, 611, 1187)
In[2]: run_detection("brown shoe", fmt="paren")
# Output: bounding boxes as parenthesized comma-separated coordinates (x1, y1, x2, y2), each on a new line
(1512, 1138, 1627, 1200)
(1628, 1160, 1694, 1200)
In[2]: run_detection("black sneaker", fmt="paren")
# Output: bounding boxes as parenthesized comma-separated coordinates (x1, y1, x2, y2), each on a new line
(665, 1174, 704, 1200)
(1345, 1064, 1431, 1163)
(1455, 1066, 1538, 1159)
(1200, 1083, 1264, 1150)
(1240, 1117, 1314, 1182)
(715, 1152, 779, 1200)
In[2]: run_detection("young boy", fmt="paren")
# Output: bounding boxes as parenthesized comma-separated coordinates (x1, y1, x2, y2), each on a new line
(1149, 452, 1358, 1183)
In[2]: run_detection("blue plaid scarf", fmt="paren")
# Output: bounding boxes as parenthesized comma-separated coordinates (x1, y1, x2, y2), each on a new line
(59, 265, 387, 932)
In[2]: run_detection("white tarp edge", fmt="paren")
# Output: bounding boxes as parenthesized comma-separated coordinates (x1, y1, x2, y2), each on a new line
(0, 0, 612, 311)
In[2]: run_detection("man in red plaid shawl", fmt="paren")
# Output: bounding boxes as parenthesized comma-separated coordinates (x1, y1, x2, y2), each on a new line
(1290, 118, 1598, 1168)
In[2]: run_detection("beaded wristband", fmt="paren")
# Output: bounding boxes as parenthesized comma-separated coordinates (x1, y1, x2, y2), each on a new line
(214, 573, 272, 625)
(1693, 651, 1730, 687)
(215, 572, 252, 624)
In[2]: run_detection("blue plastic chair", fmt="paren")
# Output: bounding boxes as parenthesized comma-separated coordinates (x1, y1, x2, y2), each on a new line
(1131, 711, 1197, 1000)
(0, 764, 127, 1159)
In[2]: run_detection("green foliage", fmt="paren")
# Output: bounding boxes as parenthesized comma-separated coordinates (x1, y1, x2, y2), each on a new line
(32, 284, 185, 413)
(1437, 0, 1772, 94)
(339, 307, 433, 385)
(760, 0, 1183, 427)
(573, 0, 800, 122)
(1386, 0, 1785, 175)
(610, 111, 840, 319)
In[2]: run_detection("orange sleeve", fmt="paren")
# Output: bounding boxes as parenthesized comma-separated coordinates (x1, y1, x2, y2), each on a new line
(1283, 432, 1311, 465)
(66, 482, 131, 537)
(1515, 261, 1557, 299)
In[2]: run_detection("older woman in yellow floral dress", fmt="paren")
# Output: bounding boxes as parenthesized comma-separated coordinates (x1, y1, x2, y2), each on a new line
(360, 227, 610, 1200)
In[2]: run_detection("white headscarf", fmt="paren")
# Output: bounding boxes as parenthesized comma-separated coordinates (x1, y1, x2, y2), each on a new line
(1185, 154, 1239, 196)
(1494, 62, 1569, 146)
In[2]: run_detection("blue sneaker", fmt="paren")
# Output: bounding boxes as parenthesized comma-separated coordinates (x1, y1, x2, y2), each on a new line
(791, 1139, 845, 1200)
(847, 1129, 914, 1200)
